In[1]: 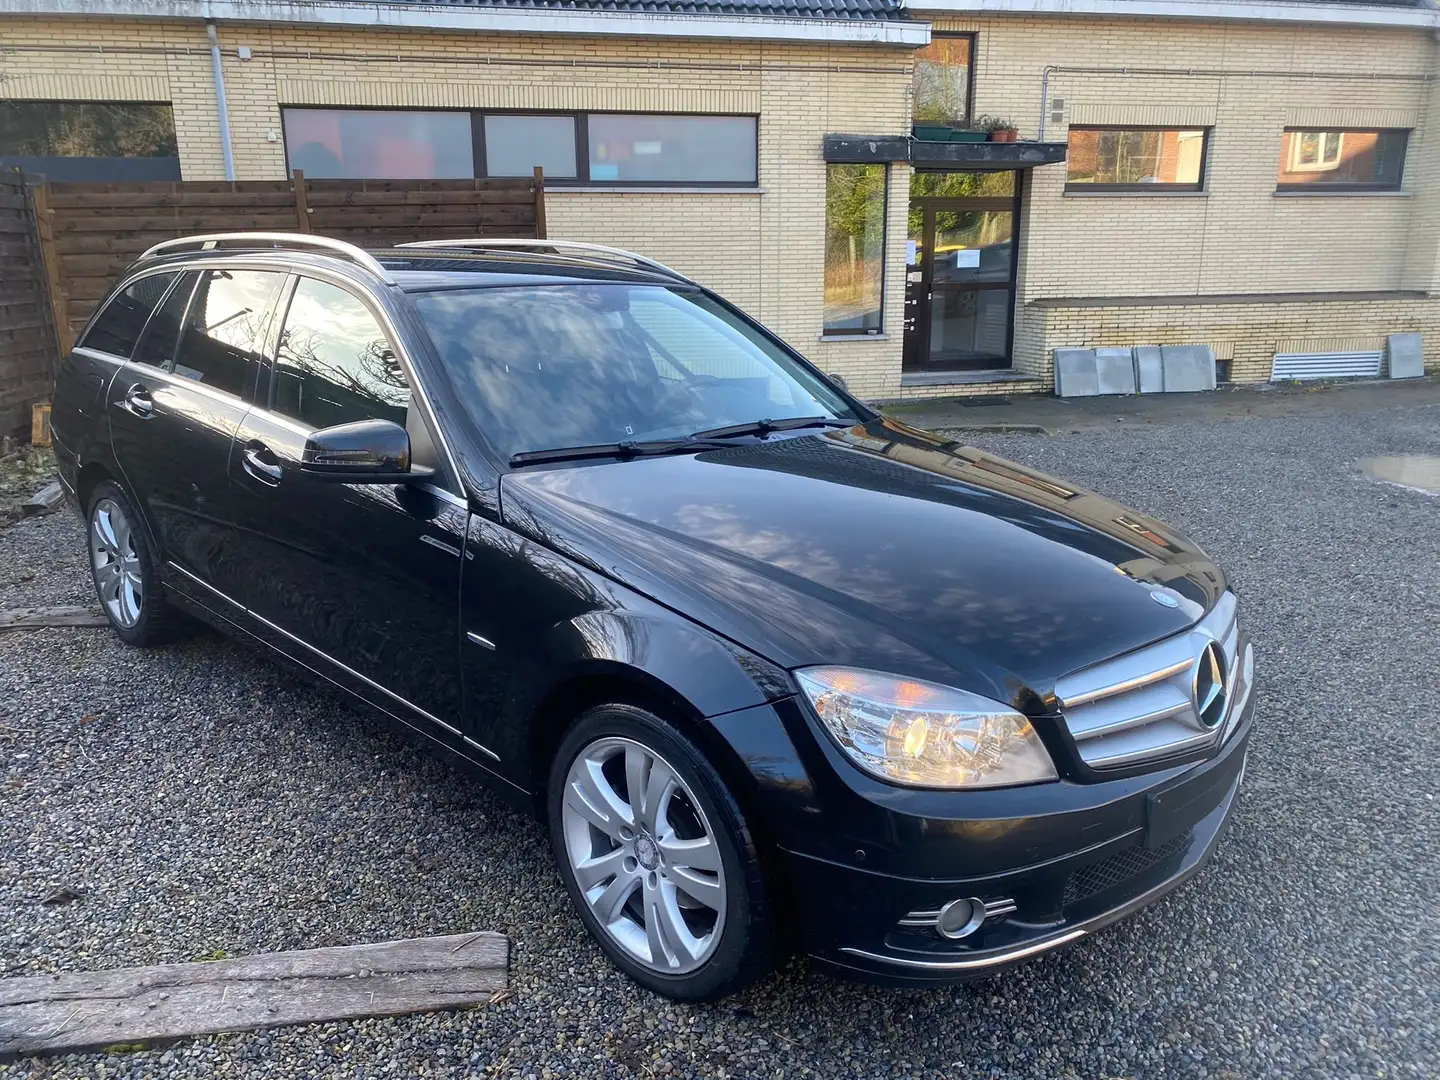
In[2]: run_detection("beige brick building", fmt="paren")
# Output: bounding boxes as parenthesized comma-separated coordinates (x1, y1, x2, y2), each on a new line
(2, 0, 1438, 398)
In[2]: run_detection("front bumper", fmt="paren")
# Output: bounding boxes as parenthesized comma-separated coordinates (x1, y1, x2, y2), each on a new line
(706, 682, 1254, 988)
(794, 709, 1250, 986)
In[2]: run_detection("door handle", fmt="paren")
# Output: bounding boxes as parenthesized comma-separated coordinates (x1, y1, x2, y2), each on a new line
(242, 443, 283, 485)
(121, 383, 154, 417)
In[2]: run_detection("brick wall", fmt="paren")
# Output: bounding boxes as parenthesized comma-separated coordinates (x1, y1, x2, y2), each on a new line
(922, 11, 1434, 301)
(0, 17, 916, 398)
(1030, 297, 1438, 384)
(917, 10, 1440, 383)
(7, 12, 1439, 398)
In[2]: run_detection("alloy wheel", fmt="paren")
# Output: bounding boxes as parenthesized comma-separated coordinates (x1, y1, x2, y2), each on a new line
(560, 736, 726, 975)
(90, 497, 143, 629)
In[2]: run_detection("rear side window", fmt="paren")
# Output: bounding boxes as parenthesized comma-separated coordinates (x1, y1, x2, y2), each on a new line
(81, 272, 178, 358)
(271, 277, 410, 430)
(173, 270, 283, 398)
(131, 271, 199, 370)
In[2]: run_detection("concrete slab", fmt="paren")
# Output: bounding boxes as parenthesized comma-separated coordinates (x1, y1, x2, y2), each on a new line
(1054, 348, 1099, 397)
(1387, 333, 1424, 379)
(1134, 346, 1164, 393)
(1160, 345, 1216, 393)
(885, 375, 1440, 435)
(1094, 348, 1137, 395)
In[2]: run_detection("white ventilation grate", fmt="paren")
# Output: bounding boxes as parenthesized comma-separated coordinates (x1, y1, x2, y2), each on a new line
(1270, 351, 1383, 382)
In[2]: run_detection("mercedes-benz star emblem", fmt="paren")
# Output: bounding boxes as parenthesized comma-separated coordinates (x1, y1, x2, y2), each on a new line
(1192, 641, 1229, 728)
(634, 832, 660, 871)
(1150, 590, 1180, 608)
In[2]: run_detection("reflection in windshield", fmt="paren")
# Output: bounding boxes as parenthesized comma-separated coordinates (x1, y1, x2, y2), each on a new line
(412, 285, 856, 461)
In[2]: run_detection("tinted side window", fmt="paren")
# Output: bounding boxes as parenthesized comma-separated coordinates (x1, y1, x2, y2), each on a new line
(272, 278, 410, 429)
(81, 272, 178, 357)
(174, 270, 283, 398)
(131, 271, 199, 370)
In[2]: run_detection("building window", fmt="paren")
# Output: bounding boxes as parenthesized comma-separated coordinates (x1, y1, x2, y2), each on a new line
(282, 108, 757, 185)
(913, 33, 975, 127)
(284, 109, 474, 179)
(1277, 129, 1407, 190)
(0, 101, 179, 181)
(587, 115, 757, 184)
(483, 115, 578, 179)
(823, 164, 888, 335)
(1065, 127, 1208, 191)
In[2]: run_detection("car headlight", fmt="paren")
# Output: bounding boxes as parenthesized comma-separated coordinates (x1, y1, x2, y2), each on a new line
(795, 666, 1058, 789)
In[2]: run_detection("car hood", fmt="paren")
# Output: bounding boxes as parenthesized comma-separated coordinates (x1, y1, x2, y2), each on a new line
(499, 418, 1226, 711)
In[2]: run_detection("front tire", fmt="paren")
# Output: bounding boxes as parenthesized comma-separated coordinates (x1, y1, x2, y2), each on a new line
(86, 480, 183, 647)
(547, 704, 773, 1001)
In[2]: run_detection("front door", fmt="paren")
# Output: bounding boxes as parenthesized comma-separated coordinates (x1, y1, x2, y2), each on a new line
(904, 171, 1020, 373)
(229, 274, 470, 736)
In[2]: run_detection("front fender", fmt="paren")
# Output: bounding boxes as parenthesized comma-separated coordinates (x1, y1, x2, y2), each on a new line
(461, 514, 795, 791)
(551, 609, 794, 719)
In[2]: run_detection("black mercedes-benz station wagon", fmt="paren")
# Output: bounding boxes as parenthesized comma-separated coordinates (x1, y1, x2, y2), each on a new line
(52, 234, 1254, 1000)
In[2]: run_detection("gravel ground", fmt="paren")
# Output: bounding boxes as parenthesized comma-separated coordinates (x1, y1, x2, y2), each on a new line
(3, 403, 1439, 1079)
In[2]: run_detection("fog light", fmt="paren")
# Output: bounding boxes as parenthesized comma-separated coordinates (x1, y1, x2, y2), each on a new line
(936, 897, 986, 940)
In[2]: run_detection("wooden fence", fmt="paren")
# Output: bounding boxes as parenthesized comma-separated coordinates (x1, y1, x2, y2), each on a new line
(0, 175, 59, 442)
(37, 169, 547, 347)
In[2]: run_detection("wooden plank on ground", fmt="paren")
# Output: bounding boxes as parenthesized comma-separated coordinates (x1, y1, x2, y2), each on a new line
(0, 931, 508, 1056)
(0, 605, 107, 630)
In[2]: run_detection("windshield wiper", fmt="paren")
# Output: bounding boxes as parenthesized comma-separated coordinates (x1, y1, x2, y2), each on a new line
(509, 437, 737, 468)
(509, 417, 855, 467)
(689, 416, 853, 441)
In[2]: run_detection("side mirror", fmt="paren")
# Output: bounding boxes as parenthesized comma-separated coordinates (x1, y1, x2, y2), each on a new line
(827, 371, 849, 392)
(300, 419, 435, 484)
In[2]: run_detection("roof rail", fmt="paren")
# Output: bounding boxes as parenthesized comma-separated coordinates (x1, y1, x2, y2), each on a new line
(138, 233, 393, 284)
(395, 239, 693, 284)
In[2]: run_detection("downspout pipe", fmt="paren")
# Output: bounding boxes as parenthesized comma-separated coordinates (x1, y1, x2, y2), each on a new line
(207, 20, 236, 181)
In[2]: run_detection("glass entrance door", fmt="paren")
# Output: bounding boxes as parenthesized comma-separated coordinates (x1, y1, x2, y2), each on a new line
(904, 171, 1019, 373)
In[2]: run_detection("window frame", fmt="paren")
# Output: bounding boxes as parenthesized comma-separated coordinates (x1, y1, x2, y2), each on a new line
(1063, 125, 1211, 193)
(0, 99, 182, 181)
(280, 106, 760, 188)
(822, 161, 890, 338)
(130, 270, 201, 373)
(171, 268, 287, 403)
(1287, 130, 1343, 173)
(912, 31, 978, 130)
(75, 268, 183, 360)
(264, 273, 413, 431)
(1276, 127, 1409, 193)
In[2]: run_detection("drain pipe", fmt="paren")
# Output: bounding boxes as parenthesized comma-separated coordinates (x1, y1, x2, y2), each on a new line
(206, 21, 236, 181)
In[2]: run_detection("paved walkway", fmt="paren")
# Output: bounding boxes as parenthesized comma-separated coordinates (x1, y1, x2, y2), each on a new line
(883, 375, 1440, 433)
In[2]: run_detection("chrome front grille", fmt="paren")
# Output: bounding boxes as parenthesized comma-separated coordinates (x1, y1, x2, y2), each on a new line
(1055, 592, 1254, 770)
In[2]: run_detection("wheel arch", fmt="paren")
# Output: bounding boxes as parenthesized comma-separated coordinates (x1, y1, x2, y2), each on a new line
(76, 460, 116, 512)
(517, 607, 792, 800)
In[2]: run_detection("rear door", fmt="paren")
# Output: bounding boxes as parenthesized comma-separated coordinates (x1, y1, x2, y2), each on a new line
(229, 274, 470, 738)
(53, 270, 179, 497)
(109, 267, 284, 609)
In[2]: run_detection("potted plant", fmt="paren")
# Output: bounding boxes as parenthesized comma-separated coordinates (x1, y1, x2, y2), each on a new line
(979, 115, 1021, 143)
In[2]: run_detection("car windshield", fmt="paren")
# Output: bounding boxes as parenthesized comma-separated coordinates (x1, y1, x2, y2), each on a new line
(410, 284, 860, 462)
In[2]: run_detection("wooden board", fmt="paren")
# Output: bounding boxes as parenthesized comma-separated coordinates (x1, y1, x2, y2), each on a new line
(0, 931, 508, 1056)
(0, 605, 107, 630)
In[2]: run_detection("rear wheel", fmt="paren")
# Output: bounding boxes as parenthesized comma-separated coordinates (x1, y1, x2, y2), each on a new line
(547, 704, 773, 1001)
(86, 481, 183, 647)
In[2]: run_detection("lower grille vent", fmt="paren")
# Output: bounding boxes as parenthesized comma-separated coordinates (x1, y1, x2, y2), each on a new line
(1062, 831, 1191, 908)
